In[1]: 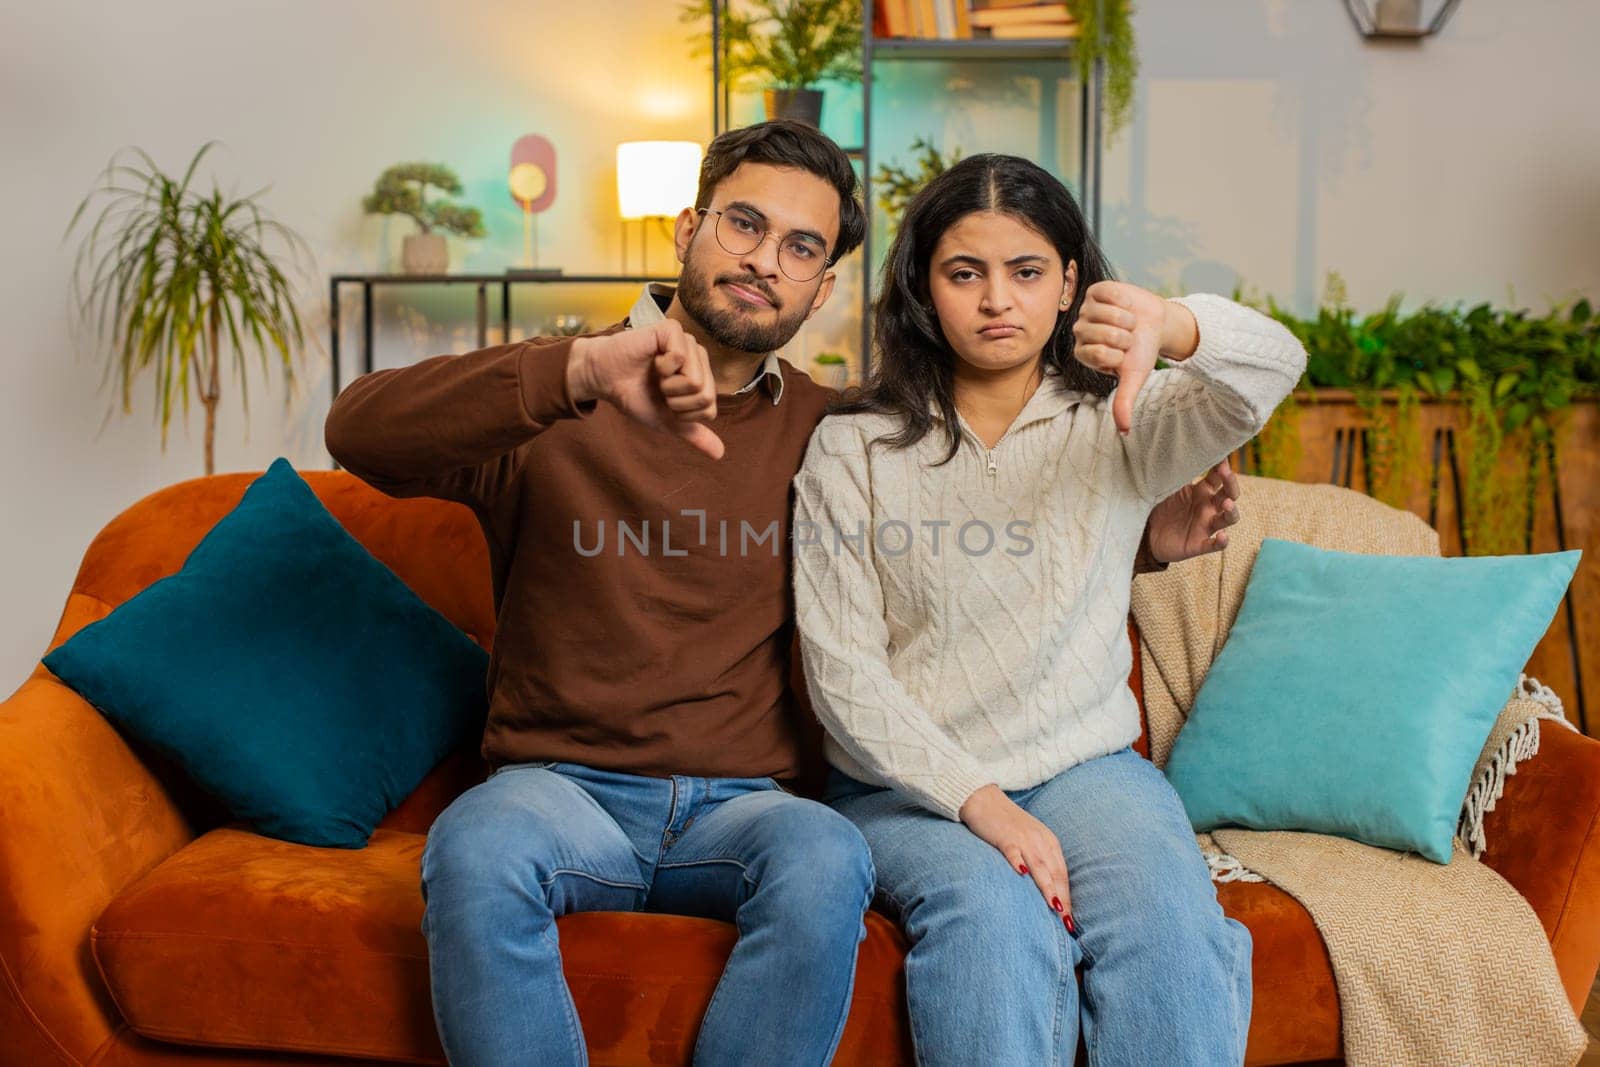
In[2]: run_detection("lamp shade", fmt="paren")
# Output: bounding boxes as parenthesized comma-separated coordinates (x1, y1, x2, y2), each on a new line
(617, 141, 702, 220)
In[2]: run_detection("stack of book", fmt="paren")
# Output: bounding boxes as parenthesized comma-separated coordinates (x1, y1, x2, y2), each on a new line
(876, 0, 1079, 41)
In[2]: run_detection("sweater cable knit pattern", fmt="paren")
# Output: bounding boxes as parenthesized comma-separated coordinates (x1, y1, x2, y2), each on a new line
(792, 294, 1308, 820)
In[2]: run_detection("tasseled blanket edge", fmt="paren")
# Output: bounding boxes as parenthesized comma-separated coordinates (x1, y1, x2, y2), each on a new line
(1457, 674, 1575, 860)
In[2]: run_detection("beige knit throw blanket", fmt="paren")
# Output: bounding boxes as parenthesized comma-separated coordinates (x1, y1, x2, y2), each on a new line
(1130, 475, 1588, 1067)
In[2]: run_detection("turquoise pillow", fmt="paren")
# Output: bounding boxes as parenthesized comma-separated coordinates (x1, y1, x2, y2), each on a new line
(1163, 537, 1580, 864)
(43, 458, 488, 849)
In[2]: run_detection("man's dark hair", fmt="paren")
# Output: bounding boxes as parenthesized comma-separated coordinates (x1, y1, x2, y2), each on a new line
(695, 120, 866, 266)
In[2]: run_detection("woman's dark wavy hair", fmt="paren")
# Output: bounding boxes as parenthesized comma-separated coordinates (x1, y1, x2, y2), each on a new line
(831, 153, 1117, 464)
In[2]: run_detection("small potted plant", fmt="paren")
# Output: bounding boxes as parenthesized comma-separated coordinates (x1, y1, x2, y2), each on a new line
(681, 0, 863, 126)
(813, 351, 850, 389)
(362, 163, 486, 274)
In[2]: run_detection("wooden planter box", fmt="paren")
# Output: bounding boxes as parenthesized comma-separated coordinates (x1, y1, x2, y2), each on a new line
(1231, 391, 1597, 737)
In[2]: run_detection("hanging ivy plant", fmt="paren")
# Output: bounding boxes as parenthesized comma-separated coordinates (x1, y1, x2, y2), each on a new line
(1066, 0, 1139, 141)
(1250, 388, 1305, 482)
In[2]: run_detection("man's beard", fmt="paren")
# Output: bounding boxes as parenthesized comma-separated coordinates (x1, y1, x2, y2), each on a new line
(675, 257, 812, 355)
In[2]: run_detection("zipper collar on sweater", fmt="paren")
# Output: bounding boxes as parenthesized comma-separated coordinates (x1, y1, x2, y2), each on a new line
(928, 370, 1082, 434)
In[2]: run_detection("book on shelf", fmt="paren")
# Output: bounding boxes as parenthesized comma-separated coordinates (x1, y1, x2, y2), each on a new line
(878, 0, 1073, 42)
(970, 3, 1073, 27)
(952, 0, 972, 37)
(872, 0, 892, 36)
(880, 0, 909, 37)
(897, 0, 922, 37)
(987, 20, 1080, 38)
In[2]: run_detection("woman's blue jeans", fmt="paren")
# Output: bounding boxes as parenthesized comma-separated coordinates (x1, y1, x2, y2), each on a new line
(420, 760, 876, 1066)
(824, 746, 1253, 1067)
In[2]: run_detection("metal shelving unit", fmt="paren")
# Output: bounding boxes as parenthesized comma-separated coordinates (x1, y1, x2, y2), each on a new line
(708, 0, 1106, 375)
(326, 272, 674, 403)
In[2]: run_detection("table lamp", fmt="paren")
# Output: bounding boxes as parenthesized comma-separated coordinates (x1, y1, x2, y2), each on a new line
(616, 141, 702, 275)
(508, 134, 560, 277)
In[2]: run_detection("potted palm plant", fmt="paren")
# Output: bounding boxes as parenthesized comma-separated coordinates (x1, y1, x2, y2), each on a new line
(66, 142, 309, 476)
(681, 0, 863, 126)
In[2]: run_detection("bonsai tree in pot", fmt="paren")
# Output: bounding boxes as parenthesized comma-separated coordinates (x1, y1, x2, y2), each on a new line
(681, 0, 863, 126)
(362, 162, 486, 274)
(65, 142, 308, 476)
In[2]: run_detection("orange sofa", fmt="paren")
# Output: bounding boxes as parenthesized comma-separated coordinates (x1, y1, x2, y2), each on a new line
(4, 469, 1599, 1067)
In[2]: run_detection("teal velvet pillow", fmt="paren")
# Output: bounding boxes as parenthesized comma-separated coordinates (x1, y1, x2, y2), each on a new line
(1163, 537, 1580, 864)
(43, 458, 488, 849)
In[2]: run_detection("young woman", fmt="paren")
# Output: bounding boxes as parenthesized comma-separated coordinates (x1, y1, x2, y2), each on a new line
(792, 153, 1306, 1065)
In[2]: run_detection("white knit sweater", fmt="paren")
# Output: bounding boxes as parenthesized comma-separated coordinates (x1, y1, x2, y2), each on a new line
(792, 293, 1308, 820)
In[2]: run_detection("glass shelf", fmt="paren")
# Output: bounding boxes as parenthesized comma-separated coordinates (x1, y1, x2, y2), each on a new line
(869, 37, 1078, 61)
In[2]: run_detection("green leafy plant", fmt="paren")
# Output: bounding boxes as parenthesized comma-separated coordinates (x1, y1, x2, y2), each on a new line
(65, 142, 309, 475)
(1359, 382, 1421, 510)
(680, 0, 864, 91)
(1066, 0, 1139, 141)
(1246, 273, 1600, 555)
(1249, 388, 1306, 482)
(814, 351, 847, 365)
(873, 136, 963, 233)
(362, 163, 486, 237)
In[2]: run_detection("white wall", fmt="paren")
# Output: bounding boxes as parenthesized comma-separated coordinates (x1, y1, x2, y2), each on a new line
(3, 0, 1596, 691)
(1107, 1, 1600, 313)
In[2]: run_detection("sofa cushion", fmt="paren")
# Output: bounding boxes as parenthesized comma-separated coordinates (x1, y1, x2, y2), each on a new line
(90, 826, 913, 1064)
(1216, 879, 1342, 1064)
(1164, 538, 1581, 863)
(91, 824, 1340, 1065)
(42, 458, 490, 849)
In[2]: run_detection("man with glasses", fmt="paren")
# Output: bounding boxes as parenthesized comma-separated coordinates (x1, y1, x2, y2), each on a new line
(325, 119, 1232, 1066)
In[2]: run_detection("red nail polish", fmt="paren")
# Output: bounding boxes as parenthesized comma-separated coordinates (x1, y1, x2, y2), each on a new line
(1065, 913, 1079, 936)
(1018, 864, 1029, 875)
(1051, 896, 1064, 913)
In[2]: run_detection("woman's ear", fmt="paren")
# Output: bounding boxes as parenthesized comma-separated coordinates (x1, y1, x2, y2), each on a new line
(1059, 260, 1079, 310)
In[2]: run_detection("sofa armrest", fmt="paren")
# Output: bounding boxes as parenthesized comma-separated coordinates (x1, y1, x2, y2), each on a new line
(1479, 720, 1600, 1014)
(0, 655, 199, 1065)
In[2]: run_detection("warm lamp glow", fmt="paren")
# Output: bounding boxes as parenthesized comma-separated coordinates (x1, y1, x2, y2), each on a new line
(508, 162, 548, 205)
(616, 141, 702, 220)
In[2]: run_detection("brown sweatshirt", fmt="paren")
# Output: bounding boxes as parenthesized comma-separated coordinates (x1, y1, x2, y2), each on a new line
(325, 321, 837, 780)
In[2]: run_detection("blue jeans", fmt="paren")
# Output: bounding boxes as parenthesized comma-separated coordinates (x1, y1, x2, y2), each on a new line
(824, 746, 1252, 1067)
(420, 760, 875, 1066)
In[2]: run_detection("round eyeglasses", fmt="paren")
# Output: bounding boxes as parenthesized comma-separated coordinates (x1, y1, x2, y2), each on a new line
(695, 207, 832, 283)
